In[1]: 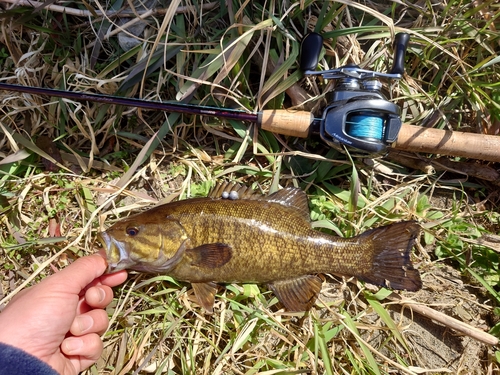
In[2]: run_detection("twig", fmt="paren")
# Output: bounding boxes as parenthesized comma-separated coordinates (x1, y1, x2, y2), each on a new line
(388, 293, 499, 346)
(85, 8, 154, 48)
(387, 150, 500, 183)
(0, 0, 218, 18)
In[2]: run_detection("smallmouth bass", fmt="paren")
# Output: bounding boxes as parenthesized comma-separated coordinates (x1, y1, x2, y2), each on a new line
(99, 183, 421, 312)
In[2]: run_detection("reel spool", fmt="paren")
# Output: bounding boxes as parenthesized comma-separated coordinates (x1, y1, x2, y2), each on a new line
(301, 32, 410, 155)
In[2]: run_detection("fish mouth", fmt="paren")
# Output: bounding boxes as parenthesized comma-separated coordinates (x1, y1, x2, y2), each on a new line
(97, 231, 135, 274)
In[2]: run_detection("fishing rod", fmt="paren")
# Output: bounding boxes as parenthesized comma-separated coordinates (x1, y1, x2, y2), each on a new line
(1, 32, 500, 162)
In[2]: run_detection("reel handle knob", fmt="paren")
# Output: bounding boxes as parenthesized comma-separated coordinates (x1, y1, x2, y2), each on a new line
(390, 33, 410, 76)
(299, 32, 324, 72)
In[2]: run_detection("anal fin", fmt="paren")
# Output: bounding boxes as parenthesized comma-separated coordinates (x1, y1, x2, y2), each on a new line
(191, 282, 218, 313)
(268, 275, 323, 311)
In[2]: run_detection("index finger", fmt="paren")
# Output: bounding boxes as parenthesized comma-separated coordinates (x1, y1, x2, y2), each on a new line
(99, 270, 128, 287)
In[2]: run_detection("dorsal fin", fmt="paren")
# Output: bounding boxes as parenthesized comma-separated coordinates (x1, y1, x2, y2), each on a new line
(208, 182, 262, 200)
(264, 188, 310, 221)
(208, 183, 311, 221)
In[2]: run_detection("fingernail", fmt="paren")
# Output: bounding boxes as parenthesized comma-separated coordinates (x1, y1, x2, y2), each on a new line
(76, 315, 93, 333)
(97, 287, 106, 303)
(64, 338, 83, 353)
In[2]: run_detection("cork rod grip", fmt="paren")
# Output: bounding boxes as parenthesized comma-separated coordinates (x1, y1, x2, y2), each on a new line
(259, 109, 314, 138)
(395, 124, 500, 162)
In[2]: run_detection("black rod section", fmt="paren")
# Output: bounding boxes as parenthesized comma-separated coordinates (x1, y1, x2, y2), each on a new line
(0, 82, 258, 123)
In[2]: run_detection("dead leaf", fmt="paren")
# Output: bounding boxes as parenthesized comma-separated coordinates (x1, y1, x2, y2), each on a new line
(48, 217, 62, 237)
(36, 136, 63, 172)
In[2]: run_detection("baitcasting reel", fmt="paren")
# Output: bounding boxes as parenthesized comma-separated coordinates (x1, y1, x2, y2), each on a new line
(300, 32, 410, 154)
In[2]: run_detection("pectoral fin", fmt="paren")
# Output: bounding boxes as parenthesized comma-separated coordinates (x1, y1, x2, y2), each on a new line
(268, 275, 323, 311)
(186, 243, 232, 268)
(191, 282, 218, 313)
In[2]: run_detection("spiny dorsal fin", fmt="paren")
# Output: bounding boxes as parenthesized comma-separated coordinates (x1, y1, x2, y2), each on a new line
(209, 183, 311, 221)
(268, 275, 323, 311)
(208, 181, 262, 200)
(191, 282, 218, 313)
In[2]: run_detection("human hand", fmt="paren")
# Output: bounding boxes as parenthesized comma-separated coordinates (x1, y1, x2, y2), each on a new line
(0, 253, 127, 375)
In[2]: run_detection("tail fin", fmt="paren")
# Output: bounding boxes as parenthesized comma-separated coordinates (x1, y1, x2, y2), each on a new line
(357, 221, 422, 291)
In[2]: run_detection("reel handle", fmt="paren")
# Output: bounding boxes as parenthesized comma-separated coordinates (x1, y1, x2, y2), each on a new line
(390, 33, 410, 76)
(300, 32, 410, 80)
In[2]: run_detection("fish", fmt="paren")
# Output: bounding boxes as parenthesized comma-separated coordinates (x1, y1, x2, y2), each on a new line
(98, 183, 422, 312)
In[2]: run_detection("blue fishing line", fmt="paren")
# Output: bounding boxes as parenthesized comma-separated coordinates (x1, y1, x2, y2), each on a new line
(346, 113, 384, 140)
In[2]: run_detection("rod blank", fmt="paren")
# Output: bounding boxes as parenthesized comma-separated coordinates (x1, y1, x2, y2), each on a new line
(0, 83, 258, 123)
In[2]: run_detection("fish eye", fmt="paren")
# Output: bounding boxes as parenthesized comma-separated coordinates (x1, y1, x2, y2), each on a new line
(126, 226, 140, 236)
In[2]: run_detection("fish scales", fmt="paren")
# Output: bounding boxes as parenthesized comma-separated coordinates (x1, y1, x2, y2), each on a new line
(148, 199, 370, 283)
(99, 185, 422, 312)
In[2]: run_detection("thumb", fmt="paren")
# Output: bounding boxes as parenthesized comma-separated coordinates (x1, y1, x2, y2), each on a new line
(47, 254, 108, 294)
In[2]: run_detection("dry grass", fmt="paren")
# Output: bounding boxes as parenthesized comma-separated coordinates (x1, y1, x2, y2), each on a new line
(1, 0, 500, 374)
